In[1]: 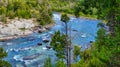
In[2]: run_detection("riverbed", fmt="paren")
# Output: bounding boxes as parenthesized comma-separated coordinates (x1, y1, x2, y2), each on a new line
(0, 13, 100, 67)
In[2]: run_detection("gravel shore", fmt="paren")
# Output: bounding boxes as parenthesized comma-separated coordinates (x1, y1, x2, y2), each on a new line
(0, 19, 35, 40)
(0, 19, 55, 41)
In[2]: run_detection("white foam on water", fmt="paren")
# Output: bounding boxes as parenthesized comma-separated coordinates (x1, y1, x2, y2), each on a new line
(15, 64, 24, 67)
(24, 60, 33, 65)
(10, 48, 19, 52)
(18, 47, 32, 51)
(53, 13, 61, 20)
(38, 64, 44, 67)
(6, 49, 9, 52)
(24, 55, 43, 66)
(7, 42, 13, 45)
(81, 33, 87, 38)
(13, 55, 23, 61)
(42, 47, 47, 50)
(10, 48, 13, 51)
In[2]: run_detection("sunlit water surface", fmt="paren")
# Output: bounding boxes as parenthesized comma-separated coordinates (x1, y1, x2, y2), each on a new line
(0, 13, 100, 67)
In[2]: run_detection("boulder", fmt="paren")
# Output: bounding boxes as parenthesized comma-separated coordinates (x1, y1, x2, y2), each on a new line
(37, 28, 46, 33)
(90, 41, 93, 43)
(37, 43, 42, 46)
(46, 46, 51, 49)
(38, 30, 42, 33)
(72, 29, 78, 32)
(43, 39, 49, 43)
(23, 53, 40, 60)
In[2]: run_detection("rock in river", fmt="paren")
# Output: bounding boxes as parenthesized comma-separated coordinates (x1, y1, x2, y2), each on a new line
(37, 43, 42, 46)
(46, 45, 51, 49)
(43, 39, 49, 43)
(42, 37, 49, 43)
(23, 53, 41, 60)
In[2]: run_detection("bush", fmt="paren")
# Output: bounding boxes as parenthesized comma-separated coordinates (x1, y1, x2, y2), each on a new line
(0, 6, 6, 15)
(0, 14, 7, 23)
(0, 0, 53, 25)
(79, 12, 84, 16)
(6, 10, 15, 19)
(55, 60, 66, 67)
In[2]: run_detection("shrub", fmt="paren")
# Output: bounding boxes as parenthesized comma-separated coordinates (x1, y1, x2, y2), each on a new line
(0, 14, 7, 23)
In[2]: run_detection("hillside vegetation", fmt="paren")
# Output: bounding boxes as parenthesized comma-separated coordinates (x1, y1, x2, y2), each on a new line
(0, 0, 53, 25)
(0, 0, 120, 67)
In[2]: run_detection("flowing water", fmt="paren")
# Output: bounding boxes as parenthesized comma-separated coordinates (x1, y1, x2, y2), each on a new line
(0, 13, 100, 67)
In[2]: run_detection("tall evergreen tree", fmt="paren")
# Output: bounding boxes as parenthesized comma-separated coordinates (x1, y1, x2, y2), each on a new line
(61, 13, 70, 67)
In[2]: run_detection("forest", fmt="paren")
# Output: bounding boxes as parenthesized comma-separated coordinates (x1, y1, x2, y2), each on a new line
(0, 0, 120, 67)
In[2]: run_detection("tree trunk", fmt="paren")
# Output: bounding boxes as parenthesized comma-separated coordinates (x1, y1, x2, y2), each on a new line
(65, 23, 69, 67)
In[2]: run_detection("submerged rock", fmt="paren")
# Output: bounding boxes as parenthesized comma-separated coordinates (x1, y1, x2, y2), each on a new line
(81, 33, 86, 38)
(42, 37, 49, 43)
(72, 29, 78, 32)
(46, 46, 51, 49)
(37, 43, 42, 46)
(90, 41, 93, 43)
(0, 39, 6, 42)
(43, 39, 49, 43)
(37, 28, 46, 33)
(38, 30, 42, 33)
(23, 53, 41, 60)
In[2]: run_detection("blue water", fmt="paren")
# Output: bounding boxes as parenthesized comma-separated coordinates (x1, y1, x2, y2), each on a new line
(0, 13, 100, 67)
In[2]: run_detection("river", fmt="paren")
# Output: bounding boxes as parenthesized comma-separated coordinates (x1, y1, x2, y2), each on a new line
(0, 13, 100, 67)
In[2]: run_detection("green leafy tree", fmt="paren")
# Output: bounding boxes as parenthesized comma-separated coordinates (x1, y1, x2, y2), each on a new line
(0, 14, 7, 23)
(0, 48, 11, 67)
(61, 13, 70, 23)
(44, 57, 52, 67)
(96, 28, 106, 44)
(73, 45, 81, 61)
(0, 0, 53, 25)
(0, 6, 6, 15)
(74, 0, 84, 17)
(55, 60, 66, 67)
(50, 31, 66, 59)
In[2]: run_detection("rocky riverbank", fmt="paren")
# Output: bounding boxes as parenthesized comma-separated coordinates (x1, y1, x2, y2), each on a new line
(0, 19, 54, 41)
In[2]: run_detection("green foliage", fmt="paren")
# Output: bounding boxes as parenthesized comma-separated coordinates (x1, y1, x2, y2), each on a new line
(96, 28, 106, 42)
(0, 0, 53, 25)
(73, 0, 84, 17)
(73, 0, 99, 18)
(49, 0, 75, 14)
(50, 31, 66, 59)
(0, 48, 7, 59)
(0, 14, 7, 23)
(61, 13, 70, 23)
(6, 10, 15, 19)
(74, 0, 120, 33)
(0, 6, 6, 15)
(44, 57, 52, 67)
(61, 12, 71, 67)
(0, 48, 12, 67)
(55, 60, 66, 67)
(37, 5, 53, 26)
(73, 26, 120, 67)
(73, 45, 81, 61)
